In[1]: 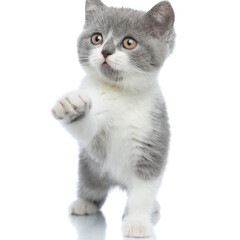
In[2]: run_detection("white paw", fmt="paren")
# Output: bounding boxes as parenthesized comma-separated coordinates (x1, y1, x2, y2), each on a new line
(51, 91, 91, 123)
(122, 219, 153, 238)
(69, 199, 98, 215)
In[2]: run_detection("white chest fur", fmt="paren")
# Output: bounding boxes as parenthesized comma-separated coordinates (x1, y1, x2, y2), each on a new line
(80, 77, 160, 184)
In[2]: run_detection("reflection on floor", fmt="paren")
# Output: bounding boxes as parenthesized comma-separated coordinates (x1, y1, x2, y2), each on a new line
(69, 211, 160, 240)
(70, 212, 106, 240)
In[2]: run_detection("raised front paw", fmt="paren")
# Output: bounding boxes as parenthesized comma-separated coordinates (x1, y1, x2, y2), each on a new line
(51, 91, 92, 124)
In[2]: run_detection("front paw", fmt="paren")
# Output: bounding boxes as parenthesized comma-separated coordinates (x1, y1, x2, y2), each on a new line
(122, 219, 153, 238)
(51, 91, 92, 123)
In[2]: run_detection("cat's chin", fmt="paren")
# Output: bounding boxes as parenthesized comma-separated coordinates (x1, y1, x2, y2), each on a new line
(99, 64, 124, 82)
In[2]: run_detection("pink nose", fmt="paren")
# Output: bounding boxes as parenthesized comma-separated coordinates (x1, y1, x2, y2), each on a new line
(101, 50, 112, 59)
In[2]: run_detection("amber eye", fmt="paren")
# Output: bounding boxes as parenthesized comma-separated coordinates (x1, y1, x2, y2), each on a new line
(122, 37, 137, 49)
(91, 33, 103, 45)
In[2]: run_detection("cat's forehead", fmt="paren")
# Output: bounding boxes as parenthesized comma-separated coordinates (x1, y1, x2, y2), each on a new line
(85, 7, 146, 38)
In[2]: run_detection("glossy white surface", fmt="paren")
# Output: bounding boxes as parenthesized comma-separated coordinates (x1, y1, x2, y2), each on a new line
(0, 0, 240, 239)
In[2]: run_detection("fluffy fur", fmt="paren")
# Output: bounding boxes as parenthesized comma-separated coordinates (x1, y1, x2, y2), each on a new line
(52, 0, 175, 237)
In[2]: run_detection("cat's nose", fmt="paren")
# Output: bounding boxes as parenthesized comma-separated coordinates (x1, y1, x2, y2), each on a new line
(101, 50, 112, 59)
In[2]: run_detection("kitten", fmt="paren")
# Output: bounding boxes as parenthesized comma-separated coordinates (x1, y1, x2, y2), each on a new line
(52, 0, 175, 237)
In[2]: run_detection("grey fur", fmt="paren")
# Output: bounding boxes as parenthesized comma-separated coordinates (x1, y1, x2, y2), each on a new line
(87, 131, 107, 161)
(85, 0, 106, 22)
(144, 1, 175, 37)
(78, 149, 120, 207)
(136, 99, 170, 180)
(77, 0, 175, 81)
(102, 37, 115, 56)
(100, 65, 123, 81)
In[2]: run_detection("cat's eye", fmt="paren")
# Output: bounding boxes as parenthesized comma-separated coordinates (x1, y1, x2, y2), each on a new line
(91, 33, 103, 45)
(122, 37, 137, 49)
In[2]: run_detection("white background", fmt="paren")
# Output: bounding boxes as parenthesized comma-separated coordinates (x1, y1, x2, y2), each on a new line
(0, 0, 239, 239)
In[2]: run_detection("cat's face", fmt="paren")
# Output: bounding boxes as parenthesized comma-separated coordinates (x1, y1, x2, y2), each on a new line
(78, 0, 175, 84)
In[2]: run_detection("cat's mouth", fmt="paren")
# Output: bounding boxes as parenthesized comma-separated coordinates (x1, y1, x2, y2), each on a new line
(99, 60, 123, 81)
(103, 60, 109, 66)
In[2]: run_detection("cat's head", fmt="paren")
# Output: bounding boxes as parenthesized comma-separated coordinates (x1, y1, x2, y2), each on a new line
(78, 0, 175, 89)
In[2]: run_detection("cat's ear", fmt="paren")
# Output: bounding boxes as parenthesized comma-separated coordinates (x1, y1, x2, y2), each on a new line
(143, 1, 174, 37)
(85, 0, 106, 22)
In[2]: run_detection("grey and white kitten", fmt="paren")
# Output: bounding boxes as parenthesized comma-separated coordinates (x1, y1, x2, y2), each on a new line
(52, 0, 175, 237)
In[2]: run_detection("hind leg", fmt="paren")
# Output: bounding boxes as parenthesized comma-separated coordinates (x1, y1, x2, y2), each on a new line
(69, 175, 109, 215)
(69, 191, 108, 215)
(69, 150, 111, 215)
